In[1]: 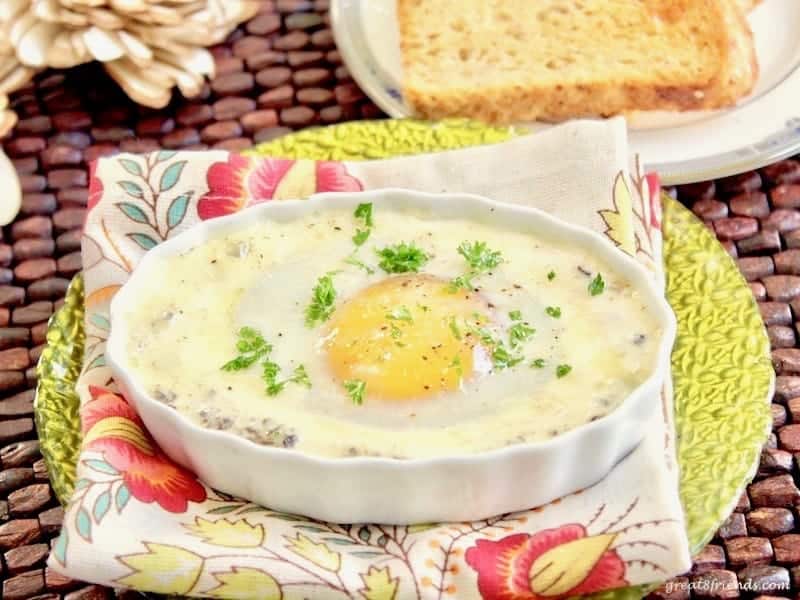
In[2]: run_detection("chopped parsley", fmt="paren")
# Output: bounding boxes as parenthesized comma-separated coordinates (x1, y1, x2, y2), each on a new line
(458, 241, 503, 271)
(449, 355, 463, 376)
(375, 242, 429, 274)
(264, 363, 312, 396)
(305, 273, 337, 327)
(354, 203, 374, 227)
(344, 255, 374, 274)
(545, 306, 561, 318)
(465, 321, 523, 370)
(344, 379, 366, 405)
(386, 306, 413, 322)
(469, 324, 496, 347)
(449, 241, 504, 291)
(386, 306, 412, 346)
(448, 274, 474, 292)
(492, 345, 524, 370)
(352, 203, 373, 246)
(547, 270, 556, 281)
(352, 229, 371, 246)
(506, 310, 535, 348)
(221, 327, 272, 371)
(448, 316, 462, 340)
(222, 327, 311, 396)
(588, 273, 605, 296)
(556, 364, 572, 378)
(530, 358, 546, 369)
(509, 322, 536, 348)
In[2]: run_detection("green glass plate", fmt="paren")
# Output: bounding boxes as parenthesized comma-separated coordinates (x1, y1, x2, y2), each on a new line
(34, 119, 773, 599)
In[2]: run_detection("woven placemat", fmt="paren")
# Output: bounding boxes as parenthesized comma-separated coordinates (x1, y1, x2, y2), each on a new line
(0, 1, 797, 598)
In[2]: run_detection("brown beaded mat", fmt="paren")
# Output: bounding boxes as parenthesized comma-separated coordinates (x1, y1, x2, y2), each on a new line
(0, 1, 798, 599)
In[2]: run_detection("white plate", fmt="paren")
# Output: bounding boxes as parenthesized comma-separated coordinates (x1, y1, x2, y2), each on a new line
(331, 0, 800, 184)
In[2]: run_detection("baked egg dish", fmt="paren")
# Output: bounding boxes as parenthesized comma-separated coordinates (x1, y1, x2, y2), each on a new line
(121, 200, 662, 459)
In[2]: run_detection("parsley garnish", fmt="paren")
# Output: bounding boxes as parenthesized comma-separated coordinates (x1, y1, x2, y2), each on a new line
(545, 306, 561, 318)
(507, 310, 535, 347)
(449, 355, 463, 376)
(375, 242, 429, 273)
(589, 273, 605, 296)
(547, 270, 556, 281)
(469, 325, 496, 347)
(265, 363, 312, 396)
(354, 203, 373, 226)
(223, 328, 311, 396)
(345, 255, 374, 274)
(448, 317, 462, 340)
(352, 203, 374, 246)
(221, 327, 272, 371)
(509, 322, 536, 348)
(344, 379, 366, 405)
(449, 241, 503, 291)
(466, 321, 523, 370)
(492, 345, 524, 370)
(448, 274, 474, 292)
(530, 358, 546, 369)
(305, 273, 337, 327)
(386, 306, 412, 346)
(458, 241, 503, 271)
(556, 364, 572, 378)
(386, 306, 413, 322)
(353, 229, 371, 246)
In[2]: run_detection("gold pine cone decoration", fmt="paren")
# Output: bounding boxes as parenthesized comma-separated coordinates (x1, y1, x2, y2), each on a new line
(0, 94, 17, 137)
(0, 0, 260, 108)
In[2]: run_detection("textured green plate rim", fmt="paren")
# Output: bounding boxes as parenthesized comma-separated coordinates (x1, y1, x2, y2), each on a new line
(34, 119, 774, 599)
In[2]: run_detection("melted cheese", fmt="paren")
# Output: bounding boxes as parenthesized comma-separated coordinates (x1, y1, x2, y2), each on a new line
(122, 205, 662, 459)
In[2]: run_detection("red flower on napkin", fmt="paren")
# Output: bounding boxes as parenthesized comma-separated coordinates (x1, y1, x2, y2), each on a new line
(83, 161, 105, 230)
(81, 386, 206, 513)
(197, 154, 363, 219)
(465, 525, 626, 599)
(645, 172, 662, 230)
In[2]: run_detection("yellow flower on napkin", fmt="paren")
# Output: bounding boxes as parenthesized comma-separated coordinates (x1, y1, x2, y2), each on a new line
(117, 543, 203, 594)
(360, 566, 401, 600)
(286, 533, 341, 572)
(185, 517, 265, 548)
(208, 567, 282, 599)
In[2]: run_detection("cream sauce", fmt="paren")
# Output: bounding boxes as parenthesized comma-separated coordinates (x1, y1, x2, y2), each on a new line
(122, 205, 662, 458)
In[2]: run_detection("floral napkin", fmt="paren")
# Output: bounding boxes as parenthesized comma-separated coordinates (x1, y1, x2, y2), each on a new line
(49, 117, 691, 599)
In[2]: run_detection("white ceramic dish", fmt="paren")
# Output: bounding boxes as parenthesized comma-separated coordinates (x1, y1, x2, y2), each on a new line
(106, 189, 677, 524)
(330, 0, 800, 185)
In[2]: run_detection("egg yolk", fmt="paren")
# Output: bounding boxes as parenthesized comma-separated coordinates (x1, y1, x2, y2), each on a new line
(325, 275, 489, 401)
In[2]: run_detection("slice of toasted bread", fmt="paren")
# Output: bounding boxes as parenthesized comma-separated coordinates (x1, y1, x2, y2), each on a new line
(398, 0, 757, 123)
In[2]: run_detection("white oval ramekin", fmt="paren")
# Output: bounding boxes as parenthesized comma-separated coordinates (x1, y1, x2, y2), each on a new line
(107, 188, 676, 524)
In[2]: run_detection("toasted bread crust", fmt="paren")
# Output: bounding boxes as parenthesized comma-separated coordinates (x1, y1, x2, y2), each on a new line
(701, 0, 758, 107)
(406, 81, 712, 124)
(398, 0, 758, 123)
